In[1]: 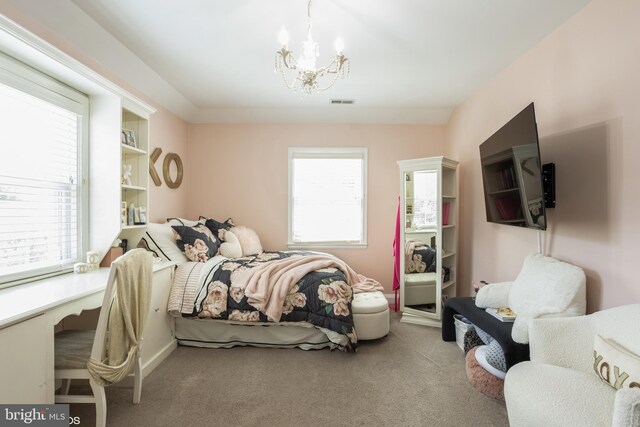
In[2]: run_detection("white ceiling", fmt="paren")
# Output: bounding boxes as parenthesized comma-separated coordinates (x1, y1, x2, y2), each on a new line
(70, 0, 591, 124)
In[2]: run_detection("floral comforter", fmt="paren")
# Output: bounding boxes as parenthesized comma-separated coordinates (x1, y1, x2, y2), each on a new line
(169, 251, 358, 350)
(406, 244, 437, 274)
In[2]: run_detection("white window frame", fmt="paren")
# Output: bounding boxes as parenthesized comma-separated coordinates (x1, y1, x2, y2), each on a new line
(288, 147, 368, 249)
(0, 52, 89, 288)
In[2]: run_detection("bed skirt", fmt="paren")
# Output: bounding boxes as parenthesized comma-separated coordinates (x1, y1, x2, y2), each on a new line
(175, 317, 345, 350)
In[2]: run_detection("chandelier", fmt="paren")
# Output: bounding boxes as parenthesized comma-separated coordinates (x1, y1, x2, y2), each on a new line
(275, 0, 350, 95)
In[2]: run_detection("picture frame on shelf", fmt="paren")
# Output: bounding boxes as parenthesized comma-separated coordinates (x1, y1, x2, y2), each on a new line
(121, 130, 127, 145)
(120, 202, 127, 226)
(139, 207, 147, 224)
(122, 128, 137, 148)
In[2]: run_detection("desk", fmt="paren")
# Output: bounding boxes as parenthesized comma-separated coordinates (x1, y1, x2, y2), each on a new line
(0, 262, 176, 403)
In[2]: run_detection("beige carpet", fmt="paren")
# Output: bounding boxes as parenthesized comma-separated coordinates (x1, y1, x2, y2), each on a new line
(70, 311, 509, 426)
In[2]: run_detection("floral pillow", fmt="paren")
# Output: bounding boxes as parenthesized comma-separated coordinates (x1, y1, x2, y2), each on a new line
(201, 216, 235, 238)
(171, 224, 220, 262)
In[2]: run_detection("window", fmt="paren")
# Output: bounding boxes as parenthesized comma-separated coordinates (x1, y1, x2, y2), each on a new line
(0, 53, 89, 286)
(288, 147, 367, 247)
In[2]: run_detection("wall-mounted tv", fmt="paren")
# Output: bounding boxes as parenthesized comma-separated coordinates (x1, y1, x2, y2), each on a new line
(479, 103, 552, 230)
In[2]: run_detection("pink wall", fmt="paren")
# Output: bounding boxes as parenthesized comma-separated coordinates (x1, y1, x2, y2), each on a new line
(0, 4, 190, 223)
(6, 0, 639, 309)
(447, 0, 640, 311)
(147, 108, 189, 223)
(187, 124, 446, 292)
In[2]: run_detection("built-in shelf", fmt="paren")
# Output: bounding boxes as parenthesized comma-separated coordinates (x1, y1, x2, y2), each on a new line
(442, 280, 455, 291)
(405, 228, 438, 234)
(121, 143, 146, 155)
(121, 224, 147, 230)
(442, 195, 456, 199)
(487, 188, 519, 196)
(442, 251, 456, 259)
(121, 184, 146, 191)
(120, 106, 150, 242)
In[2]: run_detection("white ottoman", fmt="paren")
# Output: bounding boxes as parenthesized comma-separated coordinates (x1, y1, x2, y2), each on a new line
(352, 291, 390, 340)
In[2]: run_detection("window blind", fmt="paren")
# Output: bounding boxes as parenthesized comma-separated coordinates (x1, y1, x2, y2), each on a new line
(290, 149, 366, 244)
(0, 81, 82, 283)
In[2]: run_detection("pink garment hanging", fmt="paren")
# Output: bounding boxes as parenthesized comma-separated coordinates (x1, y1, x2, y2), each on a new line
(392, 196, 401, 291)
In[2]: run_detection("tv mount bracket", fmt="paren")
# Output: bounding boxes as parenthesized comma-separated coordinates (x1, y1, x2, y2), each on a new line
(542, 163, 556, 209)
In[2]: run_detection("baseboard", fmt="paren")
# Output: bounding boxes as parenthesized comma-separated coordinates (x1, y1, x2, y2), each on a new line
(142, 340, 177, 378)
(400, 312, 442, 328)
(111, 340, 177, 388)
(384, 293, 394, 306)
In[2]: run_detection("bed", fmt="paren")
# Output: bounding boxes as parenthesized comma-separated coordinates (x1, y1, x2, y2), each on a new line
(140, 220, 384, 351)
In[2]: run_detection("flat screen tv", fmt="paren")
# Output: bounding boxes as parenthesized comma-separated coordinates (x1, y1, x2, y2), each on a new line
(479, 103, 547, 230)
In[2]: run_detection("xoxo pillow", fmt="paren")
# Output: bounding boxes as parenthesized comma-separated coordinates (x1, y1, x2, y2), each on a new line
(593, 334, 640, 390)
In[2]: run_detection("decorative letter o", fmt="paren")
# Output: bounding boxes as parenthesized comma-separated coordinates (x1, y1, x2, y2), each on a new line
(599, 362, 610, 383)
(163, 153, 183, 189)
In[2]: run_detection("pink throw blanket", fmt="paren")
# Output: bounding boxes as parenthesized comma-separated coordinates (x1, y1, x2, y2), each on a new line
(242, 254, 384, 322)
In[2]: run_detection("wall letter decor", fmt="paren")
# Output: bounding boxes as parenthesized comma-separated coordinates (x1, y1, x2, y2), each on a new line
(149, 147, 162, 186)
(149, 147, 184, 189)
(163, 152, 183, 189)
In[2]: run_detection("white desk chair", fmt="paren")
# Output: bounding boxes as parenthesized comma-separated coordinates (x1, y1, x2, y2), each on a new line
(54, 249, 153, 427)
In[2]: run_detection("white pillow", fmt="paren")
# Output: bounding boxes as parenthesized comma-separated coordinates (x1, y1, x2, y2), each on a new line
(508, 253, 586, 315)
(166, 217, 202, 227)
(594, 334, 640, 390)
(474, 281, 513, 309)
(230, 225, 263, 256)
(507, 252, 586, 344)
(219, 229, 242, 259)
(141, 222, 188, 264)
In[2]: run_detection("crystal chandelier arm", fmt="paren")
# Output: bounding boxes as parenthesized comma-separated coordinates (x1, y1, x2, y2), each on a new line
(275, 49, 300, 91)
(277, 48, 297, 70)
(317, 54, 349, 75)
(277, 63, 299, 90)
(315, 71, 341, 92)
(315, 56, 350, 92)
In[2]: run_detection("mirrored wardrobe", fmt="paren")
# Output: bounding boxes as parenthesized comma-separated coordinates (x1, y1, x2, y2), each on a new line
(397, 157, 458, 327)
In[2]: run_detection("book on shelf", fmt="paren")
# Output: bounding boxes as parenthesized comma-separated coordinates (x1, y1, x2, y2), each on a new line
(442, 202, 451, 225)
(494, 196, 522, 221)
(485, 307, 517, 322)
(494, 165, 517, 191)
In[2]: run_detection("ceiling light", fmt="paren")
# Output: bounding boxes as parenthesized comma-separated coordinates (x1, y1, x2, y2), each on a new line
(275, 0, 350, 95)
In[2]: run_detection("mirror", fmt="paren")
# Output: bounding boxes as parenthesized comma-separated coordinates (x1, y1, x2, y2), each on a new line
(403, 170, 438, 314)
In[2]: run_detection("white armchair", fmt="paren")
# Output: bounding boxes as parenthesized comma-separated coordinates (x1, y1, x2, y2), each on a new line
(504, 304, 640, 427)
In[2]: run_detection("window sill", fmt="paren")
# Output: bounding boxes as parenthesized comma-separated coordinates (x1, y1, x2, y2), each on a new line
(287, 242, 368, 250)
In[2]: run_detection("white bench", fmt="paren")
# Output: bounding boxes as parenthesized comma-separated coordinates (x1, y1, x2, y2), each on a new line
(352, 291, 390, 340)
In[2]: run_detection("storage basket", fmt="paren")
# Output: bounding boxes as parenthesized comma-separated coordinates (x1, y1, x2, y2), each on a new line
(453, 314, 473, 350)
